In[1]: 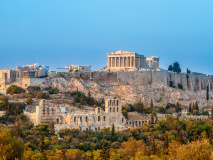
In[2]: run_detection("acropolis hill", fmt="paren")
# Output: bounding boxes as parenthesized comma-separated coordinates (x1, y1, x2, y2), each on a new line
(0, 50, 213, 110)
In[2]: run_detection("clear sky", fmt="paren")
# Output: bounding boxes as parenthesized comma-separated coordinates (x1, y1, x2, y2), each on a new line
(0, 0, 213, 74)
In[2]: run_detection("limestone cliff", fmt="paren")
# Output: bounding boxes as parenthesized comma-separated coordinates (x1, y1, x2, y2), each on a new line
(40, 76, 213, 109)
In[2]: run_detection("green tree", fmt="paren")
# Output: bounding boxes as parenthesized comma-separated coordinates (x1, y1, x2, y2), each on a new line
(134, 99, 144, 113)
(207, 85, 209, 102)
(175, 102, 180, 113)
(80, 93, 87, 105)
(177, 130, 184, 145)
(150, 135, 158, 155)
(211, 108, 213, 120)
(173, 62, 181, 73)
(39, 133, 45, 155)
(194, 131, 197, 142)
(188, 104, 192, 113)
(150, 99, 154, 109)
(7, 85, 25, 95)
(111, 123, 115, 142)
(26, 97, 34, 105)
(168, 65, 173, 71)
(49, 122, 55, 136)
(74, 89, 80, 103)
(100, 139, 108, 160)
(209, 132, 212, 145)
(164, 132, 169, 155)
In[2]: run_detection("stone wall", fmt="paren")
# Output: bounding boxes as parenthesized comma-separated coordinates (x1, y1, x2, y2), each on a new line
(56, 71, 213, 92)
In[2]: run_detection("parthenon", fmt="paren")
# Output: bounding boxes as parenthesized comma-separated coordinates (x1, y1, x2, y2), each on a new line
(107, 50, 159, 71)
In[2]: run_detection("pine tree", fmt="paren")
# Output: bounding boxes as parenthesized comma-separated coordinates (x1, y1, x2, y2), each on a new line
(164, 132, 169, 155)
(155, 113, 158, 123)
(80, 93, 87, 105)
(195, 101, 199, 111)
(209, 132, 212, 145)
(87, 90, 95, 106)
(111, 123, 115, 141)
(175, 102, 179, 113)
(207, 85, 210, 102)
(14, 122, 22, 137)
(177, 130, 184, 145)
(192, 103, 195, 113)
(151, 99, 154, 109)
(189, 104, 192, 113)
(61, 147, 67, 160)
(100, 139, 107, 160)
(150, 135, 158, 155)
(49, 122, 55, 136)
(74, 88, 80, 103)
(211, 108, 213, 120)
(151, 113, 154, 124)
(194, 131, 197, 142)
(39, 133, 46, 159)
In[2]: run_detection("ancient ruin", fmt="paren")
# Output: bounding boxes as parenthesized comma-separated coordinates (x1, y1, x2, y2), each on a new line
(107, 50, 159, 71)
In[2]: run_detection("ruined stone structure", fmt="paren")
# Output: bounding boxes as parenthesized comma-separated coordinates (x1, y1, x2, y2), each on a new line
(65, 64, 91, 73)
(107, 51, 159, 71)
(16, 63, 49, 78)
(24, 99, 127, 132)
(0, 63, 48, 93)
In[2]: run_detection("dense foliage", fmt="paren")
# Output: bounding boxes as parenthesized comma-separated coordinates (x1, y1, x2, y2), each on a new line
(7, 85, 25, 95)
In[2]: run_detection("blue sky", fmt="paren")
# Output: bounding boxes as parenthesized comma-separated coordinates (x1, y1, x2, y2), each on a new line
(0, 0, 213, 74)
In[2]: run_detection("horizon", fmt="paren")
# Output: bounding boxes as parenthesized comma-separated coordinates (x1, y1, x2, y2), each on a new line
(1, 0, 213, 75)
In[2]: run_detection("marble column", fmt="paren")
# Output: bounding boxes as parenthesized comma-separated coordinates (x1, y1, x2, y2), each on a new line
(123, 57, 125, 67)
(119, 57, 121, 67)
(111, 57, 113, 68)
(108, 57, 110, 67)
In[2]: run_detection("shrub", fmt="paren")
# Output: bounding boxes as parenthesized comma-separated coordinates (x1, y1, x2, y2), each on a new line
(7, 85, 25, 95)
(169, 81, 175, 88)
(27, 86, 41, 93)
(178, 83, 184, 90)
(36, 92, 49, 99)
(157, 107, 168, 114)
(48, 87, 59, 94)
(26, 97, 34, 105)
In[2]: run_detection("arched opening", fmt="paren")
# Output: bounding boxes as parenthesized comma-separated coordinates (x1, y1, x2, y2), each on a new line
(86, 117, 88, 122)
(117, 107, 119, 112)
(95, 128, 97, 131)
(103, 116, 105, 121)
(110, 107, 112, 112)
(117, 100, 119, 106)
(74, 117, 76, 122)
(113, 108, 115, 112)
(98, 116, 100, 121)
(80, 117, 82, 122)
(51, 108, 54, 115)
(98, 108, 100, 113)
(122, 118, 124, 122)
(56, 118, 59, 124)
(43, 109, 45, 116)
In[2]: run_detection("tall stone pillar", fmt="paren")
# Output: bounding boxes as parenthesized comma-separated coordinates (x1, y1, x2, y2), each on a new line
(115, 57, 117, 67)
(119, 57, 121, 67)
(123, 57, 125, 67)
(108, 57, 110, 67)
(130, 57, 132, 67)
(138, 58, 141, 68)
(111, 57, 113, 68)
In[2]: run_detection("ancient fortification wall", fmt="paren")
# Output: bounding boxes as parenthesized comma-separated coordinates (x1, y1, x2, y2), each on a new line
(56, 71, 213, 92)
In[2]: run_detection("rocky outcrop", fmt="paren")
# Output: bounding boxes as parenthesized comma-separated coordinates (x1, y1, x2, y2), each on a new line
(40, 76, 213, 110)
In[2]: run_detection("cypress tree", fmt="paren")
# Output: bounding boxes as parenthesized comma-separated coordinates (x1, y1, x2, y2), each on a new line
(150, 135, 158, 155)
(209, 132, 212, 145)
(151, 113, 154, 124)
(207, 85, 210, 102)
(151, 99, 154, 109)
(192, 103, 195, 113)
(61, 147, 67, 160)
(177, 130, 184, 145)
(211, 108, 213, 120)
(100, 139, 107, 160)
(111, 123, 115, 142)
(194, 131, 197, 142)
(175, 102, 179, 113)
(164, 132, 169, 155)
(189, 104, 192, 113)
(39, 133, 46, 159)
(195, 101, 199, 111)
(49, 122, 55, 136)
(74, 88, 80, 103)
